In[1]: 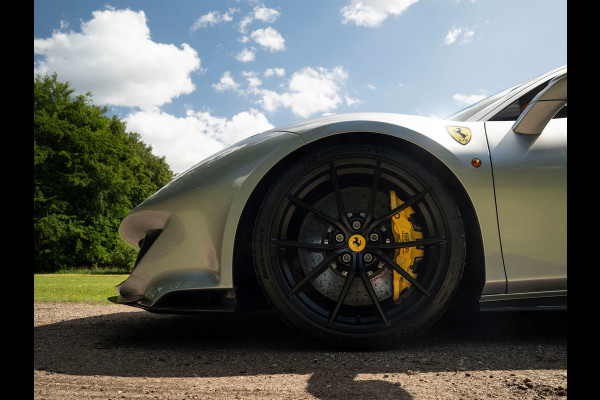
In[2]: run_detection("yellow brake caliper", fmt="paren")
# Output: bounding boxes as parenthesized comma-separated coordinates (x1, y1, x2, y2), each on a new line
(389, 190, 424, 300)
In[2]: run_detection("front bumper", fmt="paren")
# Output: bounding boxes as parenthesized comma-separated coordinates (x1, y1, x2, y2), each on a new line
(113, 130, 306, 310)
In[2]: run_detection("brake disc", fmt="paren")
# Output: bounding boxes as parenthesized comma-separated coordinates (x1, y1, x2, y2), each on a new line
(297, 188, 393, 306)
(296, 188, 423, 306)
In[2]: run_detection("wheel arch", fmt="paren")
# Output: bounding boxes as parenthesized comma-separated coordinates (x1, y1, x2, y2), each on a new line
(232, 131, 485, 312)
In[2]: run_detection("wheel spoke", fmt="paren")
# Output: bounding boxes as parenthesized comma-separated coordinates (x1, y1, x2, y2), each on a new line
(271, 239, 346, 251)
(327, 258, 356, 327)
(363, 160, 382, 227)
(367, 191, 428, 232)
(370, 236, 446, 250)
(287, 249, 346, 298)
(372, 249, 432, 297)
(286, 194, 348, 234)
(357, 254, 389, 327)
(329, 162, 352, 232)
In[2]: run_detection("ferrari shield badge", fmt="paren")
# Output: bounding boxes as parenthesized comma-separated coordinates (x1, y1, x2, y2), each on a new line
(446, 126, 472, 145)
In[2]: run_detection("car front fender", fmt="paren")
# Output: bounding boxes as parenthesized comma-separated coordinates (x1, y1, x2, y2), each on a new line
(116, 130, 306, 306)
(274, 113, 506, 295)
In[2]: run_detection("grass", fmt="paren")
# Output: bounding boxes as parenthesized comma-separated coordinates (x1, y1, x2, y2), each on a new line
(34, 273, 129, 304)
(52, 266, 131, 275)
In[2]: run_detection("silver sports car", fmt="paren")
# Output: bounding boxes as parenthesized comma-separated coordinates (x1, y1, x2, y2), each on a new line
(112, 65, 566, 347)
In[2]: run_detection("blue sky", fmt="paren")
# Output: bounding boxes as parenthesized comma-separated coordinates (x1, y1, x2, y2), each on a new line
(34, 0, 567, 173)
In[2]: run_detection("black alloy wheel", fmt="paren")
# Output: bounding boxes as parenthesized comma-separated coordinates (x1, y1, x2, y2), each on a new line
(253, 144, 465, 348)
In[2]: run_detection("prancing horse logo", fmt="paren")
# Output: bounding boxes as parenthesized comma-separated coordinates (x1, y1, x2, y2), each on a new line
(348, 234, 366, 252)
(446, 126, 472, 145)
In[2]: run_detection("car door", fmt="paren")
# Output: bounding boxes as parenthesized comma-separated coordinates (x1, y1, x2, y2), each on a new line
(484, 77, 566, 295)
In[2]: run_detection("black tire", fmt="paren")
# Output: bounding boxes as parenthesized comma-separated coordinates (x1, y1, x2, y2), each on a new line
(252, 144, 465, 348)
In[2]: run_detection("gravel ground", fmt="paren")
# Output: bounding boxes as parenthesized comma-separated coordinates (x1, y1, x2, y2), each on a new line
(34, 302, 567, 399)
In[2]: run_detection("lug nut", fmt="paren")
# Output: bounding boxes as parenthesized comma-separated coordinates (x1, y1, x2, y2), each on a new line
(369, 233, 379, 242)
(364, 254, 373, 262)
(352, 221, 362, 230)
(342, 253, 351, 263)
(335, 233, 344, 242)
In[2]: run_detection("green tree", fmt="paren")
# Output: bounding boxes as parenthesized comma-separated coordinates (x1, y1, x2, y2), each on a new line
(34, 73, 173, 272)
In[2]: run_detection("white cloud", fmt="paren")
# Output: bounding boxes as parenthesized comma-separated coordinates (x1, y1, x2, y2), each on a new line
(452, 92, 486, 107)
(34, 8, 201, 109)
(238, 5, 280, 33)
(211, 66, 356, 118)
(460, 29, 475, 44)
(341, 0, 419, 28)
(125, 107, 274, 173)
(236, 47, 256, 62)
(242, 70, 263, 89)
(345, 95, 361, 106)
(264, 67, 285, 77)
(250, 27, 285, 52)
(256, 66, 351, 118)
(444, 27, 462, 45)
(444, 27, 475, 45)
(253, 6, 280, 23)
(212, 71, 240, 92)
(238, 15, 254, 34)
(190, 8, 237, 31)
(210, 66, 357, 119)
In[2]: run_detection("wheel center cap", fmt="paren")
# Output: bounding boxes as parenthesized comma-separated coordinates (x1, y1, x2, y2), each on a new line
(348, 234, 366, 252)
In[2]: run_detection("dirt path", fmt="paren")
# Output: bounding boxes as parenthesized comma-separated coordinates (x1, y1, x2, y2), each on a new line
(34, 302, 567, 399)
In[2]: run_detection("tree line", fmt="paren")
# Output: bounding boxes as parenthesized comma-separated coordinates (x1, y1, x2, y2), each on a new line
(34, 74, 174, 272)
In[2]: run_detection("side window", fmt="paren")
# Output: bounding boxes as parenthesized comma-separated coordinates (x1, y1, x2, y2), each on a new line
(490, 80, 567, 121)
(490, 80, 550, 121)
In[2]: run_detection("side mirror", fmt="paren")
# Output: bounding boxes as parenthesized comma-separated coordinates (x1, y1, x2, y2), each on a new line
(512, 73, 567, 135)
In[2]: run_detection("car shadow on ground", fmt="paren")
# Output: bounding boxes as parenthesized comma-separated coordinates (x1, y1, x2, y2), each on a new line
(34, 307, 566, 399)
